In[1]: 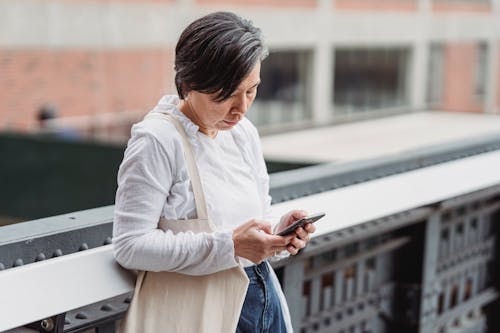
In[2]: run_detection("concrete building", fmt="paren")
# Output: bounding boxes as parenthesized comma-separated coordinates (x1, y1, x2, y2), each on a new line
(1, 0, 499, 134)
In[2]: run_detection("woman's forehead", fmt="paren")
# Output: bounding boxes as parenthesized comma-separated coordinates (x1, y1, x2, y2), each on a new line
(236, 62, 261, 90)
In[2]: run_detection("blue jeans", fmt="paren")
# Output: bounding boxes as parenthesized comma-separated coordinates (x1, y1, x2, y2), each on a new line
(236, 261, 287, 333)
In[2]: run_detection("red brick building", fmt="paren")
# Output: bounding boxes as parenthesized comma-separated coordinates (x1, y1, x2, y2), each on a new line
(0, 0, 499, 135)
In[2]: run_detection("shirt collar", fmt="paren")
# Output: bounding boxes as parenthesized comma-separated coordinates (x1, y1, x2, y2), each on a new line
(151, 95, 200, 138)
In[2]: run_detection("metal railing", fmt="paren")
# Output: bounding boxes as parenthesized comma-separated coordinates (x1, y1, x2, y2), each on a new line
(2, 133, 500, 333)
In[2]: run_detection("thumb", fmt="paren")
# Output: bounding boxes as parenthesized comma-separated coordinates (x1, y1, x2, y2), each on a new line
(291, 210, 308, 220)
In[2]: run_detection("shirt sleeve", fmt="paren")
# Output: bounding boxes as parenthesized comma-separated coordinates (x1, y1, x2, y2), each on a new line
(112, 126, 238, 275)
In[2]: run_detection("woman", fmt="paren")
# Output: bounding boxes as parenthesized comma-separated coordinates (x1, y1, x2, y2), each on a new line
(113, 11, 315, 333)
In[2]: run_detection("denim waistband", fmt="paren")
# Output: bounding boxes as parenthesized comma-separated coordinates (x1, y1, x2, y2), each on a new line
(244, 261, 270, 284)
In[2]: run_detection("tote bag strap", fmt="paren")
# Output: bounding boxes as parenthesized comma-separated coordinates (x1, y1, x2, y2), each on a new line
(145, 112, 208, 220)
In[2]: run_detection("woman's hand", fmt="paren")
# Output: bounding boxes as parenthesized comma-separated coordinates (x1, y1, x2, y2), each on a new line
(275, 210, 316, 255)
(232, 219, 295, 264)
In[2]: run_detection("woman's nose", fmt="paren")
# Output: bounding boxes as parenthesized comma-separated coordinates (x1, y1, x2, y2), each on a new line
(232, 95, 248, 115)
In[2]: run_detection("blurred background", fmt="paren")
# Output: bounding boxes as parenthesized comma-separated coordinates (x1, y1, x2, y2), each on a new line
(0, 0, 499, 223)
(3, 2, 500, 333)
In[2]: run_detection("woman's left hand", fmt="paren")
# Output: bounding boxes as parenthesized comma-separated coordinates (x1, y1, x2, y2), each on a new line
(276, 210, 316, 255)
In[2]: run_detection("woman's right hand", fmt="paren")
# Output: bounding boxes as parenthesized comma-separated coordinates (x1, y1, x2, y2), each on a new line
(232, 219, 295, 264)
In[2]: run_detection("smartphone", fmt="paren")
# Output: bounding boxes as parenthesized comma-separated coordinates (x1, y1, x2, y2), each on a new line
(277, 212, 326, 236)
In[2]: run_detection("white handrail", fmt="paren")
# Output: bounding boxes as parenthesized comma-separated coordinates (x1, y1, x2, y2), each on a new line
(0, 245, 135, 332)
(272, 149, 500, 237)
(2, 149, 500, 331)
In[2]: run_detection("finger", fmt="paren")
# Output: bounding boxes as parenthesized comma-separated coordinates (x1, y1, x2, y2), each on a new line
(295, 227, 312, 243)
(294, 226, 309, 240)
(296, 233, 310, 242)
(290, 237, 307, 250)
(287, 237, 307, 249)
(266, 233, 295, 246)
(287, 245, 299, 255)
(291, 210, 308, 220)
(304, 223, 316, 233)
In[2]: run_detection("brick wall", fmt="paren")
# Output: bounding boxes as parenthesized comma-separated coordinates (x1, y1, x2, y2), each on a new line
(195, 0, 316, 8)
(498, 44, 500, 114)
(76, 0, 175, 2)
(432, 1, 491, 13)
(440, 43, 483, 113)
(0, 48, 175, 131)
(335, 0, 417, 12)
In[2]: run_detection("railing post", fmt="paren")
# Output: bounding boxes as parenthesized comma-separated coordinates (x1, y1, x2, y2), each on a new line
(419, 212, 441, 333)
(282, 259, 305, 332)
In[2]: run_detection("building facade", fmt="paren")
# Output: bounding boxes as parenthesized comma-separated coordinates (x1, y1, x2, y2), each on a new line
(0, 0, 499, 134)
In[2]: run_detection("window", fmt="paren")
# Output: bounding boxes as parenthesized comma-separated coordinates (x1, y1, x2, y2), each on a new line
(333, 48, 409, 113)
(438, 291, 445, 314)
(450, 285, 459, 308)
(364, 258, 376, 292)
(474, 42, 488, 101)
(427, 43, 444, 107)
(303, 280, 311, 316)
(321, 273, 335, 310)
(439, 227, 449, 258)
(464, 278, 473, 301)
(249, 50, 312, 128)
(343, 265, 357, 301)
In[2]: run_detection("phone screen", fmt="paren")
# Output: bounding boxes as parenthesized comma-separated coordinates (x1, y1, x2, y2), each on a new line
(277, 212, 326, 236)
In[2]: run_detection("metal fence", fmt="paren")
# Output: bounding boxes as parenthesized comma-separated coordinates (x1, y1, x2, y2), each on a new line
(277, 184, 500, 333)
(2, 133, 500, 333)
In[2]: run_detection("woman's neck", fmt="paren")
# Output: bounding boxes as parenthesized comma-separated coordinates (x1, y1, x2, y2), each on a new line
(178, 99, 218, 138)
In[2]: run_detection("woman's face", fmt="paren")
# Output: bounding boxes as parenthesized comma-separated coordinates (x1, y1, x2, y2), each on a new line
(180, 62, 261, 138)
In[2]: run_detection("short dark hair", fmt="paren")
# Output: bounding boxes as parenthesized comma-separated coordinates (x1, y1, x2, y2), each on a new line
(174, 11, 267, 102)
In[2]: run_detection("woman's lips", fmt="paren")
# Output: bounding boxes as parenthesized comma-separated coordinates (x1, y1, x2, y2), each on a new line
(223, 120, 238, 126)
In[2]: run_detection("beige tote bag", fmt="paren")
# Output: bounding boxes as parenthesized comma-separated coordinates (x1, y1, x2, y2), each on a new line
(119, 113, 249, 333)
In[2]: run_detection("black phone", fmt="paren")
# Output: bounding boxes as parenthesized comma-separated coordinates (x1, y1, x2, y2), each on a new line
(276, 212, 326, 236)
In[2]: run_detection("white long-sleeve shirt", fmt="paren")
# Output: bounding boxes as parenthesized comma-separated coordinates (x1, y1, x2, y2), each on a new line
(112, 95, 276, 274)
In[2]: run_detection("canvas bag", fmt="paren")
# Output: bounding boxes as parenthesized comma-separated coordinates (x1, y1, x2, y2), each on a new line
(119, 113, 249, 333)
